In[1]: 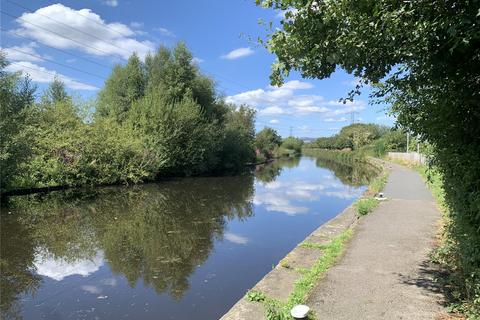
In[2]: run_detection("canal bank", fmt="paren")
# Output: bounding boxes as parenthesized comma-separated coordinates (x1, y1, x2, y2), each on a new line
(0, 156, 377, 320)
(221, 161, 445, 319)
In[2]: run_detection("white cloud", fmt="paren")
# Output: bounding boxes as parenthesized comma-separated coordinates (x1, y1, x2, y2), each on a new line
(221, 47, 254, 60)
(82, 285, 102, 294)
(12, 4, 154, 59)
(298, 125, 312, 133)
(324, 190, 360, 199)
(324, 117, 348, 123)
(101, 278, 117, 286)
(226, 81, 368, 117)
(295, 106, 330, 114)
(154, 27, 175, 37)
(328, 100, 366, 115)
(254, 179, 362, 215)
(260, 106, 286, 115)
(253, 192, 309, 215)
(34, 251, 104, 281)
(270, 80, 313, 90)
(5, 61, 98, 90)
(102, 0, 118, 7)
(192, 57, 204, 64)
(269, 119, 279, 124)
(224, 232, 249, 245)
(1, 42, 45, 62)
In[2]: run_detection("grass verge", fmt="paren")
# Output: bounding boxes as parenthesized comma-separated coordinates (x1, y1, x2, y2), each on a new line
(356, 198, 380, 216)
(354, 159, 388, 216)
(246, 229, 353, 320)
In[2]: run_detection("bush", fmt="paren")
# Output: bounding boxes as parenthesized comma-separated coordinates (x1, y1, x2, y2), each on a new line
(356, 198, 380, 216)
(1, 44, 257, 193)
(255, 127, 282, 159)
(0, 53, 36, 192)
(280, 136, 303, 155)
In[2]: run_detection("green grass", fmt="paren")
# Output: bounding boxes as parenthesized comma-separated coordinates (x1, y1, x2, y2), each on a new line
(356, 198, 380, 216)
(300, 242, 328, 250)
(246, 290, 267, 302)
(366, 169, 388, 195)
(245, 229, 353, 320)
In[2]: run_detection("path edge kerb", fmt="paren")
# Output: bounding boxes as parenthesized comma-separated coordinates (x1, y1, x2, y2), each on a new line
(220, 158, 387, 320)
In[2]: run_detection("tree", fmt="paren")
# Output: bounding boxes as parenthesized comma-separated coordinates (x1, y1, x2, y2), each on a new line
(218, 104, 256, 171)
(97, 53, 146, 121)
(280, 136, 303, 154)
(43, 75, 69, 104)
(258, 0, 480, 313)
(0, 52, 36, 192)
(145, 43, 220, 119)
(255, 127, 282, 159)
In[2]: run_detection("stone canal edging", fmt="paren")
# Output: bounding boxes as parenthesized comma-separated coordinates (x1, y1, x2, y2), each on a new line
(220, 197, 360, 319)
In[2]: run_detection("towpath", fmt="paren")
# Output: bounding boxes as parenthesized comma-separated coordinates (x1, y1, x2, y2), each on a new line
(308, 162, 445, 319)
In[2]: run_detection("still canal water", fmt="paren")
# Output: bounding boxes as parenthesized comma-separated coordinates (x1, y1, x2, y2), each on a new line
(1, 156, 377, 320)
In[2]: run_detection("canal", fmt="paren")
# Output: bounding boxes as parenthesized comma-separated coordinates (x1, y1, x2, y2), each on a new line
(0, 156, 377, 320)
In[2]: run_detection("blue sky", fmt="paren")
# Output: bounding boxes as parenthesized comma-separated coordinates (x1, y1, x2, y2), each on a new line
(1, 0, 395, 137)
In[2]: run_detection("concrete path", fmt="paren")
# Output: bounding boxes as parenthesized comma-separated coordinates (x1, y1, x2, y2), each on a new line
(308, 162, 446, 319)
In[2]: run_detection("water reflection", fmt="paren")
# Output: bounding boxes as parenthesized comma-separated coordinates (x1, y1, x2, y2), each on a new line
(313, 156, 379, 186)
(255, 157, 301, 183)
(0, 156, 376, 320)
(0, 215, 41, 320)
(253, 157, 369, 216)
(1, 176, 254, 317)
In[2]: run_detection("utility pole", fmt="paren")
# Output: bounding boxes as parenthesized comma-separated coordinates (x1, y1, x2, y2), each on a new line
(289, 126, 293, 137)
(350, 111, 359, 124)
(406, 132, 410, 153)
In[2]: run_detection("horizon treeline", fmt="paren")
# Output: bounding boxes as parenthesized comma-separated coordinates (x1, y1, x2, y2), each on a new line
(0, 43, 257, 193)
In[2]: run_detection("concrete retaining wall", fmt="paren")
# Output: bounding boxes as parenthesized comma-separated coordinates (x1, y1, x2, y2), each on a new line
(388, 152, 426, 165)
(220, 203, 359, 319)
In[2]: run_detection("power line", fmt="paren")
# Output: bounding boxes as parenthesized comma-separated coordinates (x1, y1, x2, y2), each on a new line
(6, 47, 107, 80)
(1, 7, 259, 92)
(64, 0, 148, 46)
(6, 0, 133, 57)
(1, 5, 262, 93)
(1, 10, 123, 59)
(1, 29, 112, 70)
(9, 61, 99, 89)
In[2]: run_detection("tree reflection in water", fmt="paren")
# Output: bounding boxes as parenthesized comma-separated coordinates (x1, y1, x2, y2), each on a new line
(0, 175, 254, 317)
(255, 157, 301, 184)
(313, 157, 379, 187)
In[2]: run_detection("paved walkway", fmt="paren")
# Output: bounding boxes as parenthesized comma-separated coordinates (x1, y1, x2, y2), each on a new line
(308, 162, 445, 319)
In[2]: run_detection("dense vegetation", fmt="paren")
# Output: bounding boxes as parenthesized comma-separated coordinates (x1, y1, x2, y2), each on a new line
(254, 127, 303, 161)
(259, 0, 479, 315)
(0, 44, 257, 193)
(306, 123, 408, 157)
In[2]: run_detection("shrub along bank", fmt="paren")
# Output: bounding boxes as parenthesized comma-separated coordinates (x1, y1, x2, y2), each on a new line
(0, 44, 256, 194)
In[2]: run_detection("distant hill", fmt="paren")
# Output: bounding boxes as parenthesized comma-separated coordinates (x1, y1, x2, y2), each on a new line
(299, 137, 316, 143)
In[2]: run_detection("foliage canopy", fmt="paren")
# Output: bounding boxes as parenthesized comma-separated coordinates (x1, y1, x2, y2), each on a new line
(258, 0, 480, 314)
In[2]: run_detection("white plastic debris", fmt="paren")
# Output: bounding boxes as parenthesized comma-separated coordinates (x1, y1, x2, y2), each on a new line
(375, 192, 388, 201)
(290, 304, 310, 319)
